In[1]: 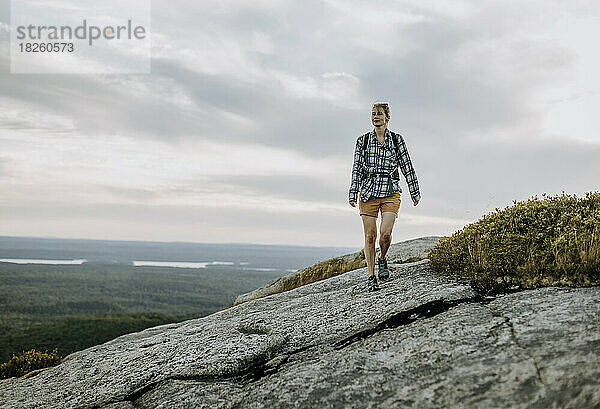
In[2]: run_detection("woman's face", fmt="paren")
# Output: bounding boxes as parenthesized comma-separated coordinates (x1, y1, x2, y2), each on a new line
(371, 106, 389, 128)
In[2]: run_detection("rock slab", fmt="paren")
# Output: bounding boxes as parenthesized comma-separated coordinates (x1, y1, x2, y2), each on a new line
(1, 255, 598, 408)
(234, 236, 442, 305)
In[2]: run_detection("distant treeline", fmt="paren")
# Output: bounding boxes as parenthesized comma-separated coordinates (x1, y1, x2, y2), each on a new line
(0, 312, 190, 363)
(0, 262, 283, 363)
(0, 236, 357, 270)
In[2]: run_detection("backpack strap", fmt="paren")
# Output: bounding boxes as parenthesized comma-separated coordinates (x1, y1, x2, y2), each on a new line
(390, 131, 400, 157)
(390, 131, 401, 180)
(361, 131, 370, 154)
(360, 132, 371, 173)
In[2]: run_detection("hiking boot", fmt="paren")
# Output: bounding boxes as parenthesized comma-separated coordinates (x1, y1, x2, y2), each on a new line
(367, 274, 380, 292)
(377, 257, 390, 281)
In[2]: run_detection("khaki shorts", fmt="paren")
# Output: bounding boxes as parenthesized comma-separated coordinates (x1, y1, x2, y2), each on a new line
(358, 190, 401, 218)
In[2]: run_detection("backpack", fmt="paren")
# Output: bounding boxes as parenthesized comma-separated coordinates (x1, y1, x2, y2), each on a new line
(361, 130, 401, 180)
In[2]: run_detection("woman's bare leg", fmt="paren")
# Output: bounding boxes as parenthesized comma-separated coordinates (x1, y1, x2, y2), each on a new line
(361, 215, 378, 276)
(379, 211, 397, 259)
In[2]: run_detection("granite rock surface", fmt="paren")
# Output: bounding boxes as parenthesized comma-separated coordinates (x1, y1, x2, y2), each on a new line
(234, 236, 442, 306)
(1, 238, 598, 409)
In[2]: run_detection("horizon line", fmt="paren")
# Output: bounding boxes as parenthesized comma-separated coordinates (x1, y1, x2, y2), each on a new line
(0, 234, 366, 250)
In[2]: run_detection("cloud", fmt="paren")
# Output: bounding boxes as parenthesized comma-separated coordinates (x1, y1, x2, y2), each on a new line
(204, 174, 345, 204)
(321, 0, 433, 55)
(0, 200, 457, 247)
(1, 1, 600, 246)
(0, 156, 8, 177)
(0, 96, 76, 132)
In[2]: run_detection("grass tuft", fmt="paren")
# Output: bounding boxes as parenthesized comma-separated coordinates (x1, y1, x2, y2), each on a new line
(280, 250, 366, 292)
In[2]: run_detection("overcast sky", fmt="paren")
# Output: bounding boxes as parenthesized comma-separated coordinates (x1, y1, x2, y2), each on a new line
(1, 0, 599, 248)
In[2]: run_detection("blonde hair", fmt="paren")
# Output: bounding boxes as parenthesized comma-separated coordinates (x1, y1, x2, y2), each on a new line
(372, 102, 390, 119)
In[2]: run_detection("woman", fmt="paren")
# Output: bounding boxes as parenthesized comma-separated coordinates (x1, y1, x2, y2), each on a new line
(348, 102, 421, 291)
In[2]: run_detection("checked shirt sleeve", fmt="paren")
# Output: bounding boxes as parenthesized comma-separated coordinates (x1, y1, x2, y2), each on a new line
(348, 135, 364, 204)
(397, 134, 421, 202)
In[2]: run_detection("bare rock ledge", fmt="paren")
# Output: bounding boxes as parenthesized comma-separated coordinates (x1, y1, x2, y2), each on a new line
(233, 236, 442, 306)
(1, 238, 598, 409)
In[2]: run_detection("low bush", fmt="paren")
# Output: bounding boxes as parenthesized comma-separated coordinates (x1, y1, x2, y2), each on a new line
(0, 348, 62, 379)
(427, 191, 600, 294)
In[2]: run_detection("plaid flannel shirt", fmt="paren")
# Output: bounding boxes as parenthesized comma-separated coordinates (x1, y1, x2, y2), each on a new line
(349, 128, 421, 204)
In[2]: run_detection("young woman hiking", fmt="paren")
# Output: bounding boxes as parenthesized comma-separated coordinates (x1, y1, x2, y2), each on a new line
(348, 102, 421, 291)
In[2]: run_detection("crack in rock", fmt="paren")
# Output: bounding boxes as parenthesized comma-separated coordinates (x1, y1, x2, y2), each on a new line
(96, 371, 261, 408)
(236, 325, 272, 336)
(244, 344, 318, 382)
(98, 402, 134, 409)
(493, 310, 547, 387)
(95, 342, 316, 408)
(332, 297, 481, 350)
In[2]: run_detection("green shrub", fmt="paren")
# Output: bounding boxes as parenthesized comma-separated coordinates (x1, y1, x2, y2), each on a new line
(427, 191, 600, 294)
(0, 348, 62, 379)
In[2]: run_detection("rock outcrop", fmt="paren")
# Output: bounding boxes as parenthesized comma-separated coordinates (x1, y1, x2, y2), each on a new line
(1, 238, 599, 409)
(234, 236, 442, 306)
